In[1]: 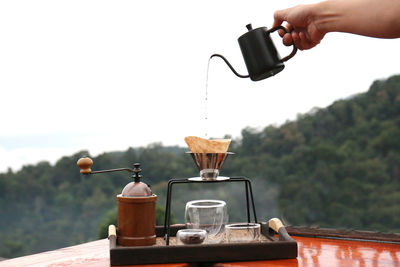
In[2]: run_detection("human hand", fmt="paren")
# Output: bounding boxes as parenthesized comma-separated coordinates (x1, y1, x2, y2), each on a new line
(273, 4, 326, 50)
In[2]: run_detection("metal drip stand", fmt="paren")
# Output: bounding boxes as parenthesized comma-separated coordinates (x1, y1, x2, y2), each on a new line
(163, 153, 258, 245)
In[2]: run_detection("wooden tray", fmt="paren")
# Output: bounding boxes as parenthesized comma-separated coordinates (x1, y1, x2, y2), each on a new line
(109, 223, 297, 266)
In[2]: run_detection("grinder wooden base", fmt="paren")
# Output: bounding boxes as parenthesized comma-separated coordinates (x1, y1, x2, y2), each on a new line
(117, 194, 157, 246)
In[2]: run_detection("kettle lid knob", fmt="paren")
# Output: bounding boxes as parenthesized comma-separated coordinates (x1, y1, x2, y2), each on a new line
(246, 24, 253, 31)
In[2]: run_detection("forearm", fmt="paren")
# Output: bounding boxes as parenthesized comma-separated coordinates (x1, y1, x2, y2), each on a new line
(314, 0, 400, 38)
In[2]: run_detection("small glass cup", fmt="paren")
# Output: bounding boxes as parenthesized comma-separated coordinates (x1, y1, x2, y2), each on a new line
(176, 229, 207, 245)
(185, 200, 228, 244)
(225, 223, 261, 243)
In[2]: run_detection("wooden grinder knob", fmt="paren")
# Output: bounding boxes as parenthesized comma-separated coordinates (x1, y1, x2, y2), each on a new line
(77, 157, 93, 174)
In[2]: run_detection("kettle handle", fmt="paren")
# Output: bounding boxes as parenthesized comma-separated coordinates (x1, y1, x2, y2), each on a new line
(267, 26, 298, 62)
(210, 54, 250, 78)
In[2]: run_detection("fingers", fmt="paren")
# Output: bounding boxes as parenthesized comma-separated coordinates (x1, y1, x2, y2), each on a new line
(280, 30, 314, 50)
(292, 31, 302, 49)
(273, 9, 288, 28)
(298, 31, 311, 50)
(272, 15, 283, 28)
(273, 8, 296, 46)
(282, 33, 294, 46)
(292, 31, 318, 50)
(273, 7, 318, 50)
(285, 24, 293, 32)
(278, 23, 292, 37)
(278, 23, 295, 47)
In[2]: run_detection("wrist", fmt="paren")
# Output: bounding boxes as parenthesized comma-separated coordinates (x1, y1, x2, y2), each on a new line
(312, 0, 343, 35)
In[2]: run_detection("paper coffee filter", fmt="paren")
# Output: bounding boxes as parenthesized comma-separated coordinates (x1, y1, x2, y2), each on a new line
(184, 136, 231, 153)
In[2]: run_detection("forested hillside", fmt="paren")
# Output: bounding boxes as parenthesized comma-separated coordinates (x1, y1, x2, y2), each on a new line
(1, 75, 400, 259)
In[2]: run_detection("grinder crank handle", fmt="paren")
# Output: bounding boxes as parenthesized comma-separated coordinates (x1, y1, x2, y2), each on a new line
(269, 218, 294, 241)
(77, 157, 137, 175)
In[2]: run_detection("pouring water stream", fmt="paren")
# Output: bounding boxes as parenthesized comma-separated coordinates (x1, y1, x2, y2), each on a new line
(204, 57, 211, 138)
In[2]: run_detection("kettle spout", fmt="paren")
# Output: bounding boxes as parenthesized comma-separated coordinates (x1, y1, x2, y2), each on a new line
(210, 54, 250, 78)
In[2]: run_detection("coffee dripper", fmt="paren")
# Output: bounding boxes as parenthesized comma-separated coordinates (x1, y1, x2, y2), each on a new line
(188, 152, 233, 181)
(213, 23, 297, 81)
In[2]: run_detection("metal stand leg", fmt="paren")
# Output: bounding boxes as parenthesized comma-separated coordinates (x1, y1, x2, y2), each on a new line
(246, 179, 258, 223)
(164, 180, 173, 245)
(245, 181, 250, 222)
(163, 180, 172, 237)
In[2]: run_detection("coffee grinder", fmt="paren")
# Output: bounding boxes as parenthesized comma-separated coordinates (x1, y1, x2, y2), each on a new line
(77, 157, 157, 246)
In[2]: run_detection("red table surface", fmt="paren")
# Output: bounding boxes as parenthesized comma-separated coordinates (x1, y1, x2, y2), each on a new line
(1, 236, 399, 267)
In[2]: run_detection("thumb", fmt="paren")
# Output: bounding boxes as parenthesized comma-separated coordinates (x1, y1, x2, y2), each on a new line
(272, 9, 288, 28)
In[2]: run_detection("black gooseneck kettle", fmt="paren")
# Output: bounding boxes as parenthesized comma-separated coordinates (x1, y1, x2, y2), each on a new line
(213, 24, 297, 81)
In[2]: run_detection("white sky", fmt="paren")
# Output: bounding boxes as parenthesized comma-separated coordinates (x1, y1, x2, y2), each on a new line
(1, 0, 399, 172)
